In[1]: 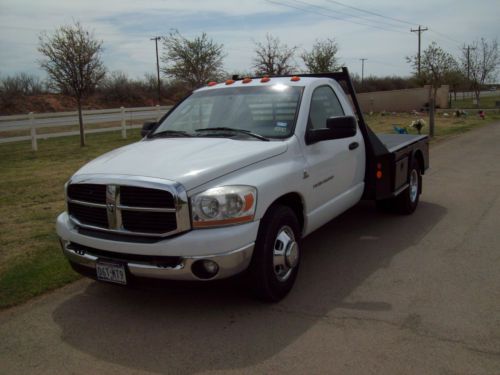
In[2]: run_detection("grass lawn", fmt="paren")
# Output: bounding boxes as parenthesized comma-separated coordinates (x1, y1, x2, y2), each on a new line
(450, 94, 500, 109)
(1, 113, 499, 309)
(0, 129, 143, 308)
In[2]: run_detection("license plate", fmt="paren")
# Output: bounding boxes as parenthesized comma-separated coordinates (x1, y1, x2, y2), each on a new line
(96, 260, 127, 285)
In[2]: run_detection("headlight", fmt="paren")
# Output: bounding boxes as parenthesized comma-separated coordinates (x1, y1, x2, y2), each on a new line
(191, 186, 257, 228)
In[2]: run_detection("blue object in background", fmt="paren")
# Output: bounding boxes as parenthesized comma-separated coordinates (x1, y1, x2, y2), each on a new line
(393, 125, 408, 134)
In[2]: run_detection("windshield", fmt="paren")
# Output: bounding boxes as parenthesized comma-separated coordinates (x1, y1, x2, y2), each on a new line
(153, 85, 303, 139)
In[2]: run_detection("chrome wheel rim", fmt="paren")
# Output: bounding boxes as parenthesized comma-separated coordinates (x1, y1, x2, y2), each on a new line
(409, 169, 419, 203)
(273, 225, 298, 282)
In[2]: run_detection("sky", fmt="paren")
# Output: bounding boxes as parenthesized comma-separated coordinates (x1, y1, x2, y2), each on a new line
(0, 0, 499, 80)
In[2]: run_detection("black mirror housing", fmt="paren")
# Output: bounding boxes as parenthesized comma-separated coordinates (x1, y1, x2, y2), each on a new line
(141, 121, 158, 138)
(306, 116, 357, 144)
(326, 116, 357, 138)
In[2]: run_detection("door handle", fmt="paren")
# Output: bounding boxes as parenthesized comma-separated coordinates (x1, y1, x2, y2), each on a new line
(349, 142, 359, 150)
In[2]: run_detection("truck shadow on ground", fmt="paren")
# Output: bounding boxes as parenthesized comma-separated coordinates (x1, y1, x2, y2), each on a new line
(53, 200, 445, 374)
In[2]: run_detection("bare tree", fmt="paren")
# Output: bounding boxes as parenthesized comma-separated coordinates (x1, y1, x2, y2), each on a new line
(444, 68, 466, 101)
(162, 31, 225, 90)
(38, 22, 105, 146)
(301, 38, 340, 73)
(253, 34, 297, 75)
(407, 42, 457, 99)
(460, 38, 499, 106)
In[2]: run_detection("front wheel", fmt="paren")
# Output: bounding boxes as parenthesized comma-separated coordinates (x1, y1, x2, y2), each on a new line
(247, 205, 301, 302)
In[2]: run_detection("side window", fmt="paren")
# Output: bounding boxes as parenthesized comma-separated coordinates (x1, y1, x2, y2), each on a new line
(308, 86, 345, 130)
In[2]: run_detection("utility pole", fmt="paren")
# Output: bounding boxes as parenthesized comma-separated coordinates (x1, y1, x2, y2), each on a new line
(465, 45, 477, 80)
(411, 25, 428, 77)
(464, 45, 476, 98)
(360, 58, 367, 88)
(150, 36, 161, 105)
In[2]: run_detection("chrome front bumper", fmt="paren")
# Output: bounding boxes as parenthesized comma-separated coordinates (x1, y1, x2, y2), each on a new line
(60, 240, 254, 281)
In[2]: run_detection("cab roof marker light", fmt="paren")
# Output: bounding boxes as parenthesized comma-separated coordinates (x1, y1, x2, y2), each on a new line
(291, 76, 301, 82)
(225, 79, 235, 85)
(242, 77, 252, 84)
(207, 81, 217, 86)
(260, 76, 270, 83)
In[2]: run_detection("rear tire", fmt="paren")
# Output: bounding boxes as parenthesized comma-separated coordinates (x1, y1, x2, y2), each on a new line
(247, 205, 301, 302)
(395, 158, 421, 214)
(376, 158, 422, 215)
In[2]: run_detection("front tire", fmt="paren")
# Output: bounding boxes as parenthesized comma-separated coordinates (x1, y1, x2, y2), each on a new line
(247, 205, 301, 302)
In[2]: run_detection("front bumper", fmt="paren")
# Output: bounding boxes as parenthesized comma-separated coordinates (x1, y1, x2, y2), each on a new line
(56, 212, 258, 281)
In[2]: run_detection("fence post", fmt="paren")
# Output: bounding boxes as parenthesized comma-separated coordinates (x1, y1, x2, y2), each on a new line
(121, 106, 126, 139)
(29, 112, 38, 151)
(156, 105, 161, 121)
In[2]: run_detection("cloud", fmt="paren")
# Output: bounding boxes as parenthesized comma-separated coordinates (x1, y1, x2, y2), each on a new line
(0, 0, 498, 79)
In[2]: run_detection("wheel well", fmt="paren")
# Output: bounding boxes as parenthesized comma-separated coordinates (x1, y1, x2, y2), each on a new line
(413, 150, 425, 174)
(271, 193, 305, 232)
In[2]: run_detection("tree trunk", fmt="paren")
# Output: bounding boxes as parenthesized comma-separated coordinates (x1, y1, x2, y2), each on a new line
(429, 95, 435, 138)
(474, 89, 480, 108)
(77, 97, 85, 147)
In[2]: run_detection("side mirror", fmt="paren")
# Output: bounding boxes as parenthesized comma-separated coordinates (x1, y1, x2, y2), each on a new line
(305, 116, 357, 144)
(141, 121, 158, 137)
(326, 116, 357, 138)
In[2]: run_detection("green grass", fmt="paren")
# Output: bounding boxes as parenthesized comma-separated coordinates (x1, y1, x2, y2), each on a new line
(1, 115, 499, 309)
(366, 111, 500, 142)
(0, 129, 143, 308)
(450, 94, 500, 109)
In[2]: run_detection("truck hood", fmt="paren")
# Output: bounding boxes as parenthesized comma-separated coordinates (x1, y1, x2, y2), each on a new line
(75, 138, 288, 190)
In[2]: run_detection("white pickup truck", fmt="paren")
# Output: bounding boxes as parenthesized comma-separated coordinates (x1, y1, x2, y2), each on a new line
(56, 68, 429, 301)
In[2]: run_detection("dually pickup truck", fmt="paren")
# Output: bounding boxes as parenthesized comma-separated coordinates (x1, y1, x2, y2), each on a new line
(56, 68, 429, 301)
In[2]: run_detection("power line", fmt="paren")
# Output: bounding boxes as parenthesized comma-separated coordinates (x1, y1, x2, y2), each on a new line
(288, 0, 406, 31)
(265, 0, 408, 35)
(324, 0, 415, 26)
(322, 1, 463, 50)
(428, 29, 462, 45)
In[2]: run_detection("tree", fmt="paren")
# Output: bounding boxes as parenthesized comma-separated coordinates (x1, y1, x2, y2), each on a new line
(407, 42, 458, 99)
(444, 69, 466, 101)
(162, 31, 225, 90)
(38, 22, 105, 146)
(460, 38, 499, 106)
(253, 34, 297, 75)
(301, 38, 340, 73)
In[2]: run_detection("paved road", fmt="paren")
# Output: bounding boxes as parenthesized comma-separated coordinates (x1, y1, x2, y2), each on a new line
(1, 123, 500, 375)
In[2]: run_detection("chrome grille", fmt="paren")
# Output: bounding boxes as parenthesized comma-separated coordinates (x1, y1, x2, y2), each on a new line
(67, 183, 106, 203)
(67, 202, 108, 228)
(120, 186, 175, 208)
(66, 176, 190, 237)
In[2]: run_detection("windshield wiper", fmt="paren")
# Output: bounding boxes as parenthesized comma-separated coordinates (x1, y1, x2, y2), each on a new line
(148, 130, 191, 139)
(195, 127, 269, 141)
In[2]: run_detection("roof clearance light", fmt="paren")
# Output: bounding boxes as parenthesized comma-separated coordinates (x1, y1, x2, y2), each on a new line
(225, 79, 235, 85)
(261, 76, 270, 83)
(207, 81, 217, 86)
(290, 76, 301, 82)
(271, 83, 289, 92)
(242, 77, 252, 84)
